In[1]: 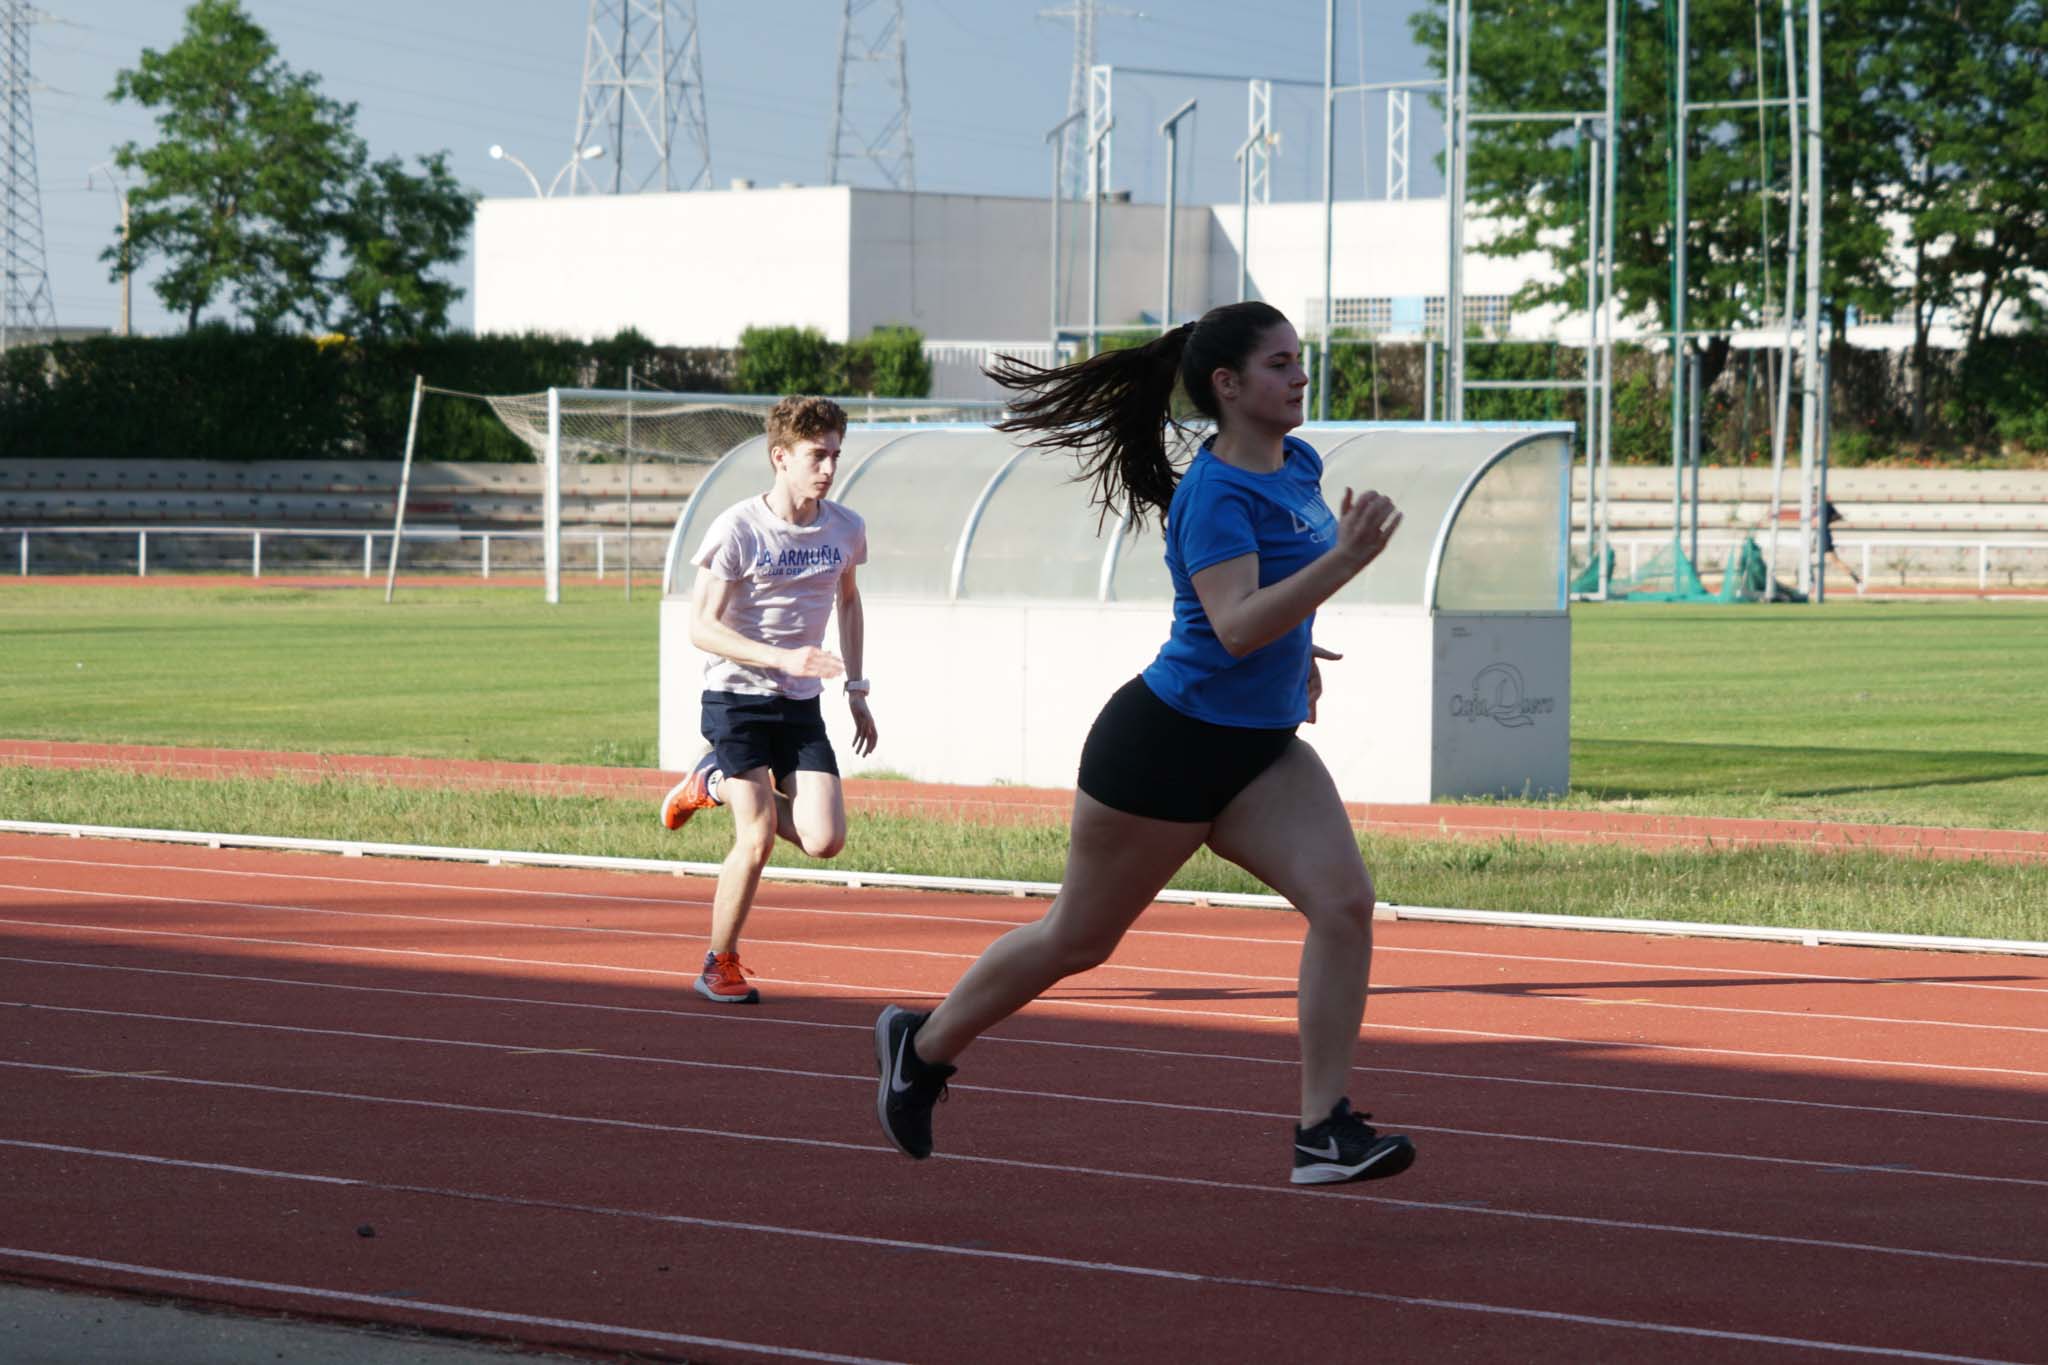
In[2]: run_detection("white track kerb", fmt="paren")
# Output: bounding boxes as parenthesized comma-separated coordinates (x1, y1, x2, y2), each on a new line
(3, 819, 2043, 960)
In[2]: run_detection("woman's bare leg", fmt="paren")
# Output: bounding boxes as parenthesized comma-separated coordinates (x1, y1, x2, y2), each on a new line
(1204, 740, 1377, 1127)
(914, 791, 1210, 1065)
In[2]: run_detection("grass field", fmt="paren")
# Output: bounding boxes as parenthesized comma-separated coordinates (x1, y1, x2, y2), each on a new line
(4, 582, 2044, 829)
(6, 765, 2044, 942)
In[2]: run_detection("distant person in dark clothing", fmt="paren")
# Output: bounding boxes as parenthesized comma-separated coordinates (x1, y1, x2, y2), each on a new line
(1819, 498, 1861, 592)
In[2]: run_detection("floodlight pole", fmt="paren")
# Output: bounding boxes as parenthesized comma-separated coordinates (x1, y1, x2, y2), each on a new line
(1598, 0, 1618, 597)
(1159, 98, 1197, 334)
(1670, 0, 1689, 574)
(1045, 111, 1084, 351)
(1317, 0, 1335, 418)
(1444, 0, 1470, 420)
(1803, 0, 1825, 602)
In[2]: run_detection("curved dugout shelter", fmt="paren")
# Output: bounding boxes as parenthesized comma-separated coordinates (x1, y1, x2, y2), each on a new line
(660, 422, 1573, 804)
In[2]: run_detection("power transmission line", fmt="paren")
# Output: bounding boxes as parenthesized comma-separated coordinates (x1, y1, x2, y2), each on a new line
(2, 0, 57, 347)
(828, 0, 914, 190)
(569, 0, 712, 194)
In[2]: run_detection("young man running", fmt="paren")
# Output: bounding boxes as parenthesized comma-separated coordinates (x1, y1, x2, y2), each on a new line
(660, 395, 878, 1005)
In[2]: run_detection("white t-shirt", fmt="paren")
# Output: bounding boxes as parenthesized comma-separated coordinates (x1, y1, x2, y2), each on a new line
(691, 495, 868, 698)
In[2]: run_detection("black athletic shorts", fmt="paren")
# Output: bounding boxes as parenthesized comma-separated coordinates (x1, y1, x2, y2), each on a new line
(1076, 676, 1297, 823)
(701, 690, 839, 784)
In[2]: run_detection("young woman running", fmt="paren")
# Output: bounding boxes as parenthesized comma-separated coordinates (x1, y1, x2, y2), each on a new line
(873, 301, 1414, 1186)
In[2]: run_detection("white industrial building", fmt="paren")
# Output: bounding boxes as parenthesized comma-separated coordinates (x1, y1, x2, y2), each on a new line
(475, 182, 1999, 402)
(473, 184, 1554, 399)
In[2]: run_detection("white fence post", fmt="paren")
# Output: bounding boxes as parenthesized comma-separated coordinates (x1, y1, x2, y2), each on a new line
(17, 532, 25, 577)
(138, 530, 147, 578)
(481, 533, 491, 580)
(363, 533, 373, 578)
(597, 534, 606, 581)
(252, 531, 263, 578)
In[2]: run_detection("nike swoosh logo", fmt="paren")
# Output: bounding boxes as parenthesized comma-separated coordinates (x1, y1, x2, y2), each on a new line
(1295, 1138, 1340, 1160)
(889, 1028, 916, 1094)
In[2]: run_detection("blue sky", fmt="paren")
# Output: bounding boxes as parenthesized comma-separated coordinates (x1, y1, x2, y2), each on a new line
(30, 0, 1444, 336)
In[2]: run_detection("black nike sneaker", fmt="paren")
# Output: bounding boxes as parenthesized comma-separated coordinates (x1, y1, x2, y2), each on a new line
(1291, 1099, 1416, 1185)
(874, 1005, 955, 1159)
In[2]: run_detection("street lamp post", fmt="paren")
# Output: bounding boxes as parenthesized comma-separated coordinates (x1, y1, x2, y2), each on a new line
(86, 164, 132, 337)
(489, 144, 604, 197)
(1158, 99, 1197, 334)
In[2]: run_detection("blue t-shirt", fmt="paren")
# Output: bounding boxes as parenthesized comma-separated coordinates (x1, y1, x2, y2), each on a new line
(1141, 434, 1338, 728)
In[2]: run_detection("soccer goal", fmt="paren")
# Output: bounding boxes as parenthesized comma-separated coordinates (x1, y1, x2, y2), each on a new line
(388, 382, 1003, 604)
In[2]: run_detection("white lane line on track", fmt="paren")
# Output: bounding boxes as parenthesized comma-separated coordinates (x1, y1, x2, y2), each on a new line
(4, 879, 2043, 1038)
(7, 1002, 2047, 1193)
(1, 1085, 2043, 1277)
(9, 952, 2045, 1130)
(0, 1246, 900, 1365)
(6, 913, 2047, 1084)
(0, 1161, 2028, 1365)
(9, 851, 2047, 997)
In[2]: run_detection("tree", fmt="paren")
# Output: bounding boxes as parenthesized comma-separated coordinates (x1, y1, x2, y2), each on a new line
(108, 0, 360, 330)
(107, 0, 473, 337)
(333, 153, 473, 340)
(1409, 0, 1905, 392)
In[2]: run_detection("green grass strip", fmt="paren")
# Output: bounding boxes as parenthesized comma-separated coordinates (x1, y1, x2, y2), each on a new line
(5, 585, 2048, 829)
(5, 766, 2043, 945)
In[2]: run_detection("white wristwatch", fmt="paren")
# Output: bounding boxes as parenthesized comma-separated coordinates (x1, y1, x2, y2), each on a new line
(844, 678, 872, 694)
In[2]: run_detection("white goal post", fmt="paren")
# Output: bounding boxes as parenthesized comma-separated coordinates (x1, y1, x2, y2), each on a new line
(385, 384, 1004, 603)
(530, 388, 1005, 604)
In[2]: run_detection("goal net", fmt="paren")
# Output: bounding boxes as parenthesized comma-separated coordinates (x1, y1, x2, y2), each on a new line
(397, 385, 1002, 603)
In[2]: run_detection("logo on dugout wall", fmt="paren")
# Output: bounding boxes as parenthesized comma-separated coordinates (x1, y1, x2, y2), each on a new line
(1448, 663, 1556, 728)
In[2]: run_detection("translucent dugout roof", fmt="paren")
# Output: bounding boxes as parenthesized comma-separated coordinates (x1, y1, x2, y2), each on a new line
(663, 422, 1574, 613)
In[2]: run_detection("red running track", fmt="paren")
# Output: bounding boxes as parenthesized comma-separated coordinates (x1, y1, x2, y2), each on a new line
(0, 830, 2044, 1363)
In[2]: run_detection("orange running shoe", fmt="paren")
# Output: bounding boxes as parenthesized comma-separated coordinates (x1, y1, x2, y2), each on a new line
(660, 750, 723, 830)
(693, 950, 759, 1005)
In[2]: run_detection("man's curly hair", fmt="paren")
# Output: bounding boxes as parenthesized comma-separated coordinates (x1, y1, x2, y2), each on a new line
(765, 395, 848, 455)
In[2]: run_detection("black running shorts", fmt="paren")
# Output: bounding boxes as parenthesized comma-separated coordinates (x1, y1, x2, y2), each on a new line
(701, 690, 839, 784)
(1076, 676, 1297, 823)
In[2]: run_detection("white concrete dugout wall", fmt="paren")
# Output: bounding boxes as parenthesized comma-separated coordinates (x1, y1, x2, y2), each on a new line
(658, 422, 1573, 804)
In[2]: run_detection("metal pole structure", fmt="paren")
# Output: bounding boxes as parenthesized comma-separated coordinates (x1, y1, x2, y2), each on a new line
(1317, 0, 1336, 419)
(545, 387, 563, 605)
(1801, 0, 1824, 601)
(1815, 351, 1831, 602)
(1764, 0, 1801, 602)
(1159, 98, 1196, 333)
(383, 375, 424, 605)
(1423, 338, 1435, 420)
(1046, 111, 1083, 351)
(1235, 132, 1255, 301)
(1584, 125, 1601, 579)
(1688, 348, 1703, 566)
(1446, 0, 1471, 419)
(1595, 0, 1617, 596)
(624, 365, 635, 603)
(1671, 0, 1689, 573)
(1086, 118, 1112, 355)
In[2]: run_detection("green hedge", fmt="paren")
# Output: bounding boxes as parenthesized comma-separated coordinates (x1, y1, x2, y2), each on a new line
(0, 325, 929, 462)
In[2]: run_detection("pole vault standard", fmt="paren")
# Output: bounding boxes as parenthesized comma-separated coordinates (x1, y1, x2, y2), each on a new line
(1312, 0, 1444, 419)
(1446, 0, 1618, 597)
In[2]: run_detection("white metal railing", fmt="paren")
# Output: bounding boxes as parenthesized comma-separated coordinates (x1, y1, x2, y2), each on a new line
(6, 525, 659, 581)
(1572, 534, 2048, 593)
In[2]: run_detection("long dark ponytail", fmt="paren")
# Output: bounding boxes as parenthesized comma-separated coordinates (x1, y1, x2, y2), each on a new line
(984, 300, 1289, 528)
